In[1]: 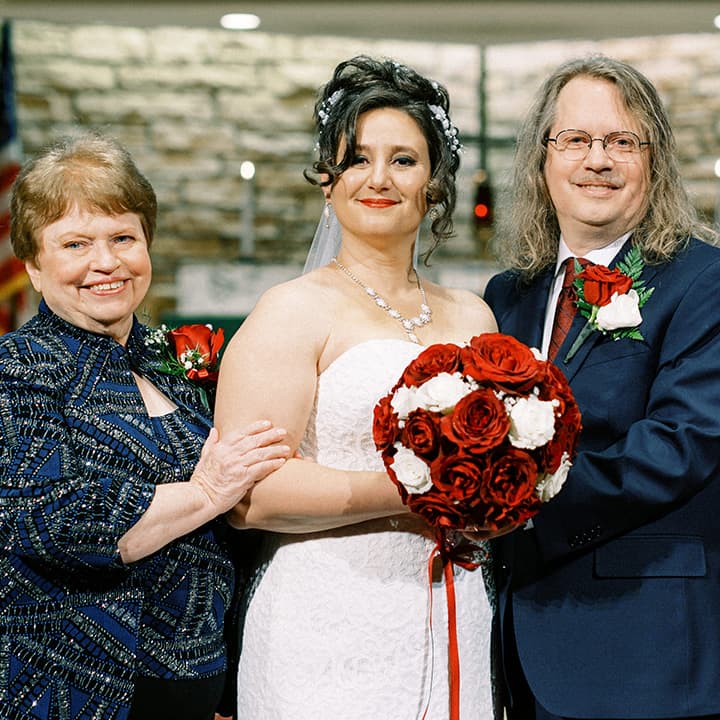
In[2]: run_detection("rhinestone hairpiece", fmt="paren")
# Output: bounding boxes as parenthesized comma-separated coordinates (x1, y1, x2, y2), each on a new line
(428, 103, 461, 157)
(318, 89, 344, 127)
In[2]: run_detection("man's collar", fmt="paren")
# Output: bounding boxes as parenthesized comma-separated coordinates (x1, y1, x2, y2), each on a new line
(554, 231, 633, 277)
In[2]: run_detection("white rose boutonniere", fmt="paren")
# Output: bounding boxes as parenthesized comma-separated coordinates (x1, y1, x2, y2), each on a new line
(565, 246, 654, 362)
(595, 289, 643, 331)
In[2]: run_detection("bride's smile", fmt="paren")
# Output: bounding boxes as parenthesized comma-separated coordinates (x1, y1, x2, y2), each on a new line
(329, 107, 431, 245)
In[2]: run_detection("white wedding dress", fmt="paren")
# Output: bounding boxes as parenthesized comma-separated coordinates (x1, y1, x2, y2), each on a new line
(236, 339, 495, 720)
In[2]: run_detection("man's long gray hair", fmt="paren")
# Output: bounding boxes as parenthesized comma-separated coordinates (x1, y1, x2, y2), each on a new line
(494, 54, 716, 278)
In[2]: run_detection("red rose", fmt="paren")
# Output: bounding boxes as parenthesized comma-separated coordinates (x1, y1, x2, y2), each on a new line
(479, 447, 540, 529)
(402, 408, 441, 459)
(169, 324, 224, 384)
(540, 417, 578, 473)
(407, 489, 467, 529)
(440, 388, 509, 454)
(461, 333, 544, 393)
(536, 364, 582, 471)
(431, 453, 487, 503)
(538, 363, 573, 413)
(578, 265, 632, 307)
(373, 394, 398, 452)
(398, 343, 461, 388)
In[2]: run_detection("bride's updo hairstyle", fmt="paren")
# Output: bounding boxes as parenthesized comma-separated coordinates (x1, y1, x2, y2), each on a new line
(306, 55, 462, 260)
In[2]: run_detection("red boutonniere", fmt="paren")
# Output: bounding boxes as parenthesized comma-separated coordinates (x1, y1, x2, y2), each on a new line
(565, 246, 654, 362)
(145, 323, 225, 407)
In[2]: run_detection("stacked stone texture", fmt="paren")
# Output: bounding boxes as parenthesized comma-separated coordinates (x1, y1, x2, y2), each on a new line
(12, 21, 720, 319)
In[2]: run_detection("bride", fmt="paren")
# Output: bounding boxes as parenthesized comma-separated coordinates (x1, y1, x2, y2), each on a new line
(214, 56, 503, 719)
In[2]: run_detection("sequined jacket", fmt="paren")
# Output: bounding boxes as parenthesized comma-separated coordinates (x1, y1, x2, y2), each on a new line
(0, 303, 235, 720)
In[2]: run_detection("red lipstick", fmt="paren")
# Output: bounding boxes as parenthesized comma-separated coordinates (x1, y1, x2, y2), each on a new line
(359, 198, 398, 208)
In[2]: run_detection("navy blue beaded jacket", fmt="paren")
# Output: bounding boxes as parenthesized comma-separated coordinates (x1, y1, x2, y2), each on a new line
(0, 302, 235, 720)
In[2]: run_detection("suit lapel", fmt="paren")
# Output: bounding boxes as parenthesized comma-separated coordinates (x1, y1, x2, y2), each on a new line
(495, 269, 553, 350)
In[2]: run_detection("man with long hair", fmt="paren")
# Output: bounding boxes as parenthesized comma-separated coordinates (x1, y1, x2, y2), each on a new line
(485, 55, 720, 720)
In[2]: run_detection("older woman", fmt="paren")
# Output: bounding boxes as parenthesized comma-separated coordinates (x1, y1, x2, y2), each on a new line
(0, 132, 290, 720)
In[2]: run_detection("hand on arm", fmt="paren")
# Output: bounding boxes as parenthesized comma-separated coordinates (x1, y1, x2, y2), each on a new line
(118, 421, 290, 563)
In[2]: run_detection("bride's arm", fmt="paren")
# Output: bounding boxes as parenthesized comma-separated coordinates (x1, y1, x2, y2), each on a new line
(214, 279, 407, 533)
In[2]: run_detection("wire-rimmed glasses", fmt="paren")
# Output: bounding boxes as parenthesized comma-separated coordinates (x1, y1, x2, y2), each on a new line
(544, 129, 650, 162)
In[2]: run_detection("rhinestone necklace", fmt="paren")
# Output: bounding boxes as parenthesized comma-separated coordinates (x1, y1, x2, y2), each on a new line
(332, 257, 432, 344)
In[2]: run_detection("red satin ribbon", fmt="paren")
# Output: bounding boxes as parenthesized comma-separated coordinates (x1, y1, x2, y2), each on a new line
(422, 529, 482, 720)
(443, 548, 461, 720)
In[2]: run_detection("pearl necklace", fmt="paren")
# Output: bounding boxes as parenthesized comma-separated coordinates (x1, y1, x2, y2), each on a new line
(332, 258, 432, 344)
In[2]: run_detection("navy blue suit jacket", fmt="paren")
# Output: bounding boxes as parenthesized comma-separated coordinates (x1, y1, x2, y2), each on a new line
(484, 237, 720, 718)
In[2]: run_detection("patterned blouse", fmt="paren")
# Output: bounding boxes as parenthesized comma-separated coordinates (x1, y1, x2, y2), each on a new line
(0, 302, 235, 720)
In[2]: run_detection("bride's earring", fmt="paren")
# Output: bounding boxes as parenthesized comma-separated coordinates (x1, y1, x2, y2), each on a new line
(428, 206, 439, 221)
(324, 202, 332, 229)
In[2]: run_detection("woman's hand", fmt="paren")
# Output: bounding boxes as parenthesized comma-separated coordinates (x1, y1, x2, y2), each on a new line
(117, 421, 289, 563)
(190, 421, 290, 516)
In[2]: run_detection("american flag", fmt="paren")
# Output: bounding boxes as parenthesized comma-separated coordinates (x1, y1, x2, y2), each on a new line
(0, 20, 26, 335)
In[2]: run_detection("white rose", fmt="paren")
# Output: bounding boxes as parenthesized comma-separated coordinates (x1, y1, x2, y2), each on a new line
(391, 443, 433, 494)
(415, 372, 471, 413)
(508, 394, 557, 450)
(596, 289, 642, 331)
(535, 453, 572, 502)
(391, 385, 421, 419)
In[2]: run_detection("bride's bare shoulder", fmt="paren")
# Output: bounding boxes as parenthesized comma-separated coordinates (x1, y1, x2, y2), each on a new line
(242, 266, 340, 328)
(425, 280, 497, 332)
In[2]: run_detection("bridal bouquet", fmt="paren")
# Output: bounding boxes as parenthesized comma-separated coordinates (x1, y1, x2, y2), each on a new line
(373, 333, 581, 532)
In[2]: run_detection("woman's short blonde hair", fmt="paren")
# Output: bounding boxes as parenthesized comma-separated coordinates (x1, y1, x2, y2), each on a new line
(11, 130, 157, 261)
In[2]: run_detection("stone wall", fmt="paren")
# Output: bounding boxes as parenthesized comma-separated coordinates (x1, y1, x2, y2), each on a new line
(13, 20, 720, 319)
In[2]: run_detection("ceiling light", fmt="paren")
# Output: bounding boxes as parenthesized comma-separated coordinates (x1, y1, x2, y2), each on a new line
(220, 13, 261, 30)
(714, 14, 720, 30)
(240, 161, 256, 180)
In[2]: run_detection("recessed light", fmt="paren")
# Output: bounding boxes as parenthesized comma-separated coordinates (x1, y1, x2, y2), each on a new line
(220, 13, 261, 30)
(240, 161, 256, 180)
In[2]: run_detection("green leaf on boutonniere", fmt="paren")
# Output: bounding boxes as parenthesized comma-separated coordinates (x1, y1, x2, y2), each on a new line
(615, 244, 645, 280)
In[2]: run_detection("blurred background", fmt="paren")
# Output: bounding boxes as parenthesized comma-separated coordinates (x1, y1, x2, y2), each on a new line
(0, 0, 719, 333)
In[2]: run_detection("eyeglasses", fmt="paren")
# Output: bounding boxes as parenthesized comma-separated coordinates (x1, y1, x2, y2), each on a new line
(543, 129, 650, 162)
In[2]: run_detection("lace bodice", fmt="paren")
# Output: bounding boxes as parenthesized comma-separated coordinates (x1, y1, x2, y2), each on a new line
(299, 339, 418, 472)
(237, 340, 494, 719)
